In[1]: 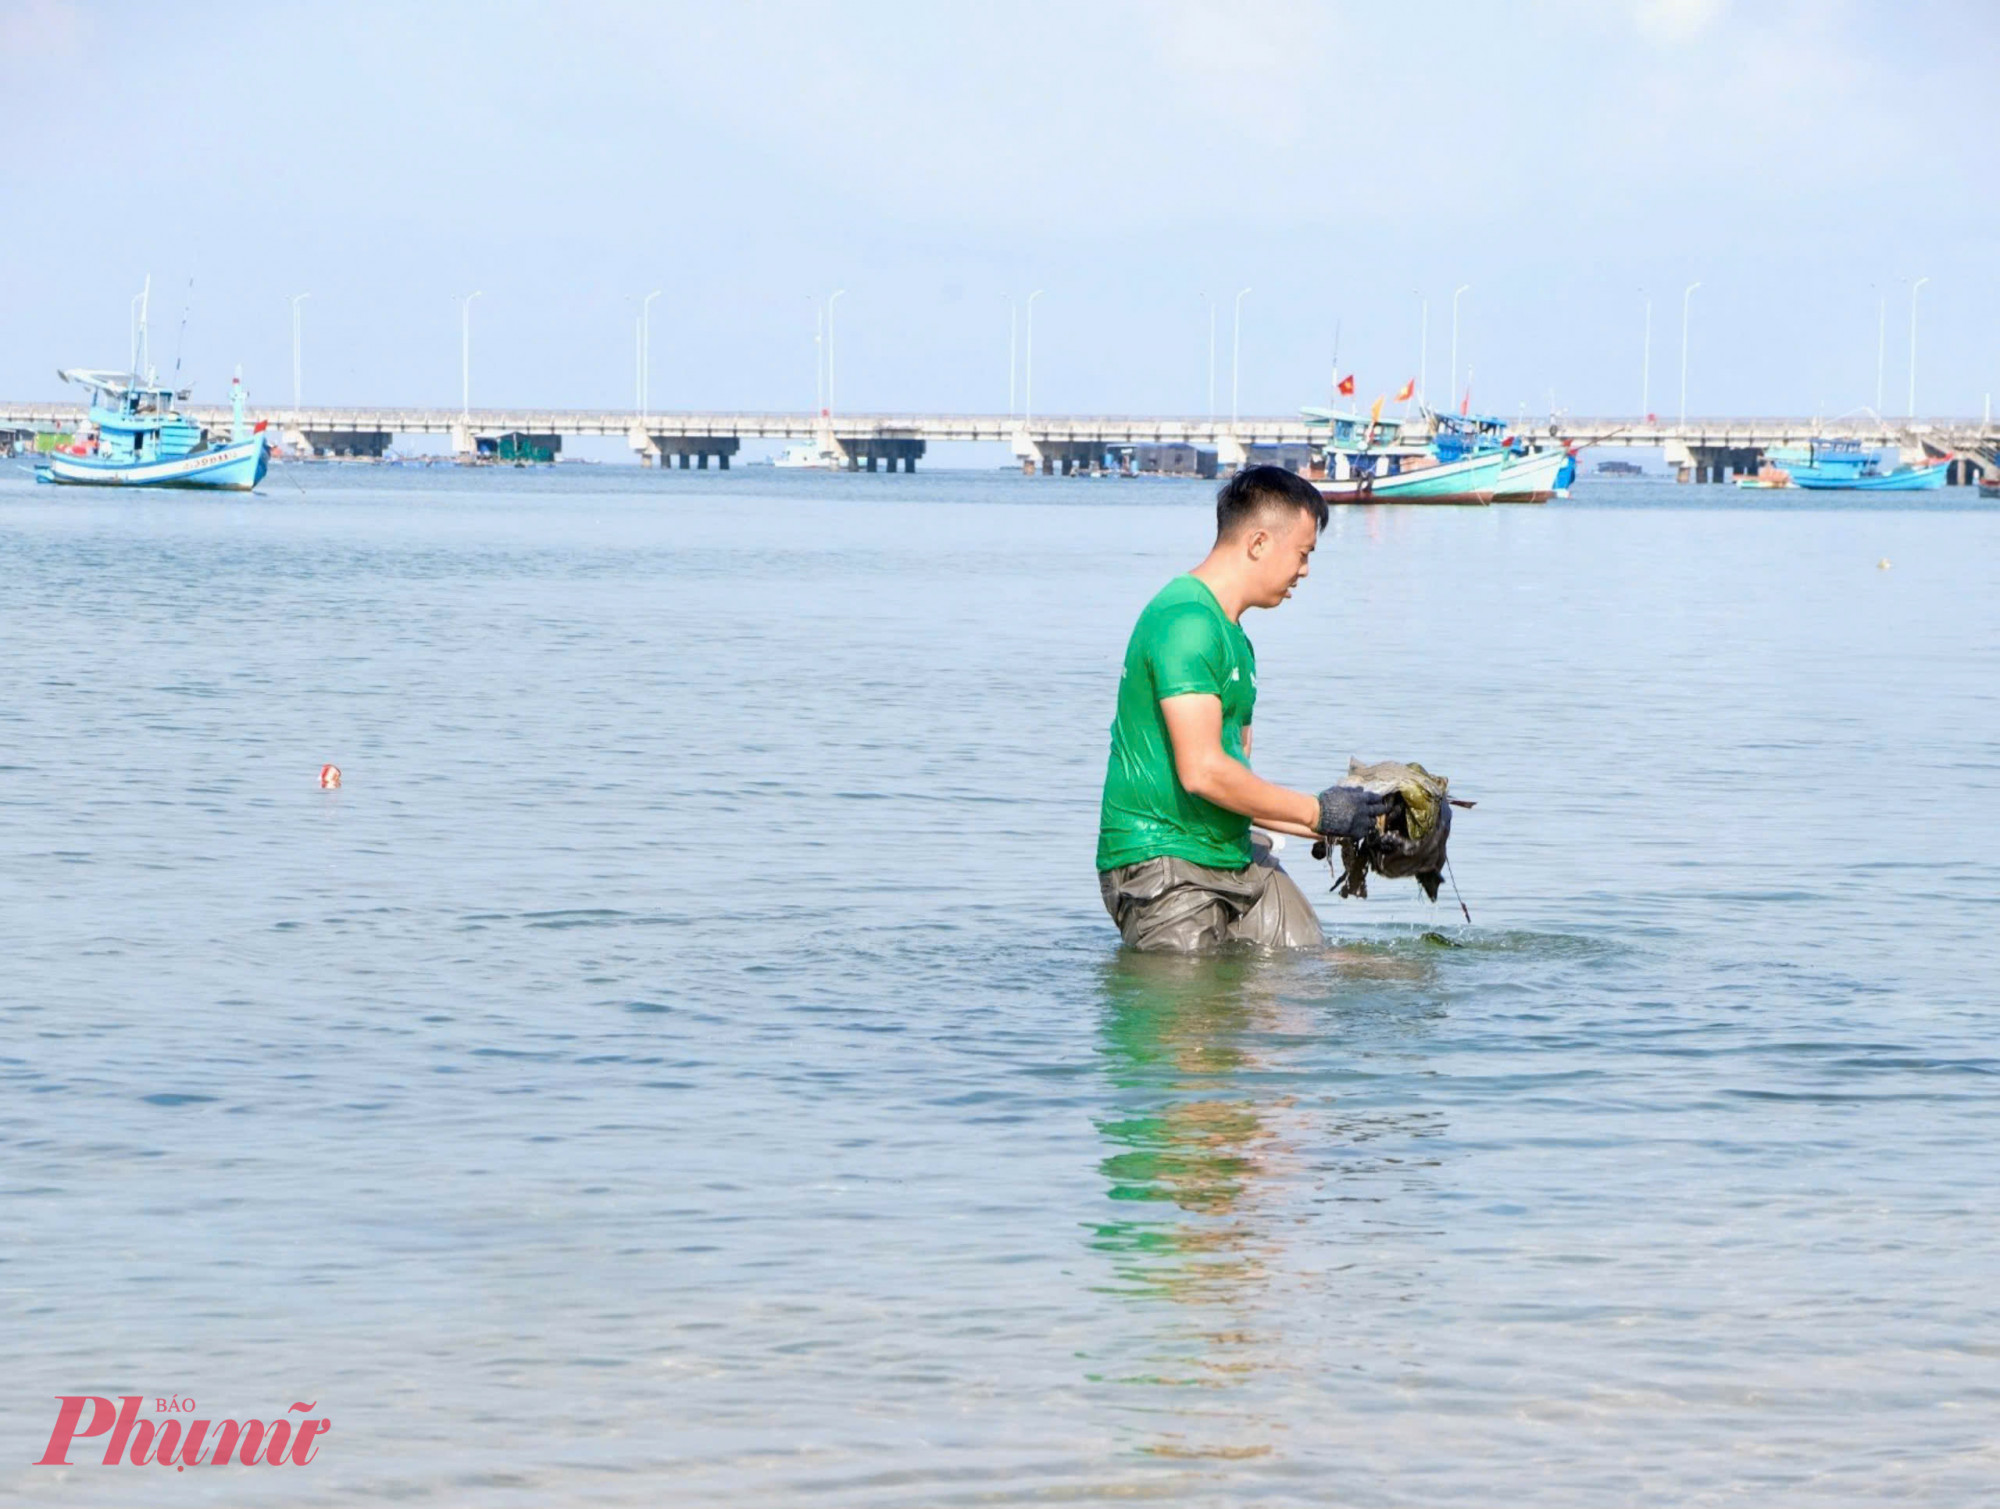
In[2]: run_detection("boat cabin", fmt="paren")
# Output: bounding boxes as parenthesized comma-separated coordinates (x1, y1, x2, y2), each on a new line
(1300, 406, 1407, 450)
(59, 369, 206, 464)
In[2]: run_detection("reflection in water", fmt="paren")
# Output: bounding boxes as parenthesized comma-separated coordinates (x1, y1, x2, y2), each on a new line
(1095, 954, 1288, 1305)
(1089, 947, 1444, 1465)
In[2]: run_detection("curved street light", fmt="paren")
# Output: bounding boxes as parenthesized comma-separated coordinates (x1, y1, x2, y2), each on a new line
(1024, 289, 1044, 424)
(826, 289, 846, 417)
(459, 291, 483, 420)
(290, 293, 311, 410)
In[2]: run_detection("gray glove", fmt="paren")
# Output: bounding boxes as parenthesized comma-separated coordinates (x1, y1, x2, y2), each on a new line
(1316, 784, 1395, 841)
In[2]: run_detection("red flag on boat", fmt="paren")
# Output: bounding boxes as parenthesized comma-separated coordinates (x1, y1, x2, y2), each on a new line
(1369, 395, 1384, 425)
(1459, 388, 1471, 416)
(1394, 378, 1415, 402)
(1338, 373, 1356, 397)
(253, 420, 268, 433)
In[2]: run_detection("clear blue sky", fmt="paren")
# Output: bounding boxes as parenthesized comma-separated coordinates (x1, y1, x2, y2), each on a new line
(4, 0, 1994, 419)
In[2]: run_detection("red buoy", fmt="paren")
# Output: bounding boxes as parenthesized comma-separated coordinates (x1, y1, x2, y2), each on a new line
(319, 764, 342, 789)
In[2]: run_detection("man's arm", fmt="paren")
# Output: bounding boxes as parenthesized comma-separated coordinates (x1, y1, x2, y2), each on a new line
(1237, 725, 1320, 839)
(1160, 694, 1321, 835)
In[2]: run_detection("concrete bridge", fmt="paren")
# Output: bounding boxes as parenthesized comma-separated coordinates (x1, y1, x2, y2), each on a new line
(3, 399, 1995, 481)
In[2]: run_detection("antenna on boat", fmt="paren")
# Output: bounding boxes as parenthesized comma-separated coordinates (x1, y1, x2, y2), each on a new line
(172, 279, 194, 384)
(1328, 318, 1342, 408)
(136, 274, 153, 383)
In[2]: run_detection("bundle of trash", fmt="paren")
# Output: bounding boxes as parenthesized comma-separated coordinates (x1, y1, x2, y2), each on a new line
(1311, 758, 1466, 905)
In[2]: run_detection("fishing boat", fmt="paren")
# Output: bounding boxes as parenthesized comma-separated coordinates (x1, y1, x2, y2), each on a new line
(1766, 439, 1949, 492)
(1430, 408, 1571, 503)
(1315, 446, 1511, 505)
(1302, 405, 1510, 504)
(35, 369, 268, 490)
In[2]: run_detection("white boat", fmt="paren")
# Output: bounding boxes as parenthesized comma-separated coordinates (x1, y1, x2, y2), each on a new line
(1493, 446, 1570, 504)
(774, 441, 842, 470)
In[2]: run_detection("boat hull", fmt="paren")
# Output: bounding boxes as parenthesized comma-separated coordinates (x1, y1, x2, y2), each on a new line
(1316, 448, 1509, 505)
(1493, 447, 1569, 503)
(1790, 462, 1949, 492)
(36, 436, 268, 491)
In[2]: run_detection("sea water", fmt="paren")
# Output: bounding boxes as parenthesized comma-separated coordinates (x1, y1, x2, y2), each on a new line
(2, 462, 1996, 1505)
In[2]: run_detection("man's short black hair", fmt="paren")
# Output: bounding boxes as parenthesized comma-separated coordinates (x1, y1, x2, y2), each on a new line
(1215, 464, 1329, 539)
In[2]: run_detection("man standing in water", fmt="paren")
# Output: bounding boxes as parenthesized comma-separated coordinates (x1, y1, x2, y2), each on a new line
(1096, 465, 1390, 951)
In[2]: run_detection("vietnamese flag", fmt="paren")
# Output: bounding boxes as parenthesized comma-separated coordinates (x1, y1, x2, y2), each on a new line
(1394, 378, 1415, 402)
(1338, 373, 1356, 397)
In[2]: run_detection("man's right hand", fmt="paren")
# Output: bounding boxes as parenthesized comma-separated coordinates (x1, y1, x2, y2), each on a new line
(1316, 784, 1395, 841)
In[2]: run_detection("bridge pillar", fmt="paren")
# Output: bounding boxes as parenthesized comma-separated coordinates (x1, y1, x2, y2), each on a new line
(1216, 433, 1251, 471)
(1014, 435, 1110, 476)
(303, 429, 394, 459)
(651, 435, 740, 471)
(830, 435, 924, 473)
(1662, 437, 1694, 483)
(450, 422, 475, 456)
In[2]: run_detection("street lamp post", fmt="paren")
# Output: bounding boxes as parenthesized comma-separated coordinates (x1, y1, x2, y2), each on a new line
(1449, 284, 1470, 412)
(1678, 281, 1701, 429)
(459, 291, 482, 419)
(826, 289, 846, 416)
(290, 293, 311, 410)
(1908, 276, 1929, 419)
(1024, 289, 1044, 423)
(641, 289, 661, 424)
(1230, 286, 1251, 427)
(1640, 292, 1651, 418)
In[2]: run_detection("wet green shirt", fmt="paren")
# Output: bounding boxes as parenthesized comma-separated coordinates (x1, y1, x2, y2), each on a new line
(1096, 574, 1257, 872)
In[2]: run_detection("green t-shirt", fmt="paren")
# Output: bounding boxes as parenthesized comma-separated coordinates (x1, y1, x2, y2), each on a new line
(1096, 574, 1257, 872)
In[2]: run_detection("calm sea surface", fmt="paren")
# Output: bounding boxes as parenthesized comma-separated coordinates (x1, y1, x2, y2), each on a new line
(2, 461, 1997, 1505)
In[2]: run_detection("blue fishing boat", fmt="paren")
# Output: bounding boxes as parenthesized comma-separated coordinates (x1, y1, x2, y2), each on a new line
(35, 369, 268, 491)
(1430, 409, 1572, 502)
(1764, 438, 1949, 492)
